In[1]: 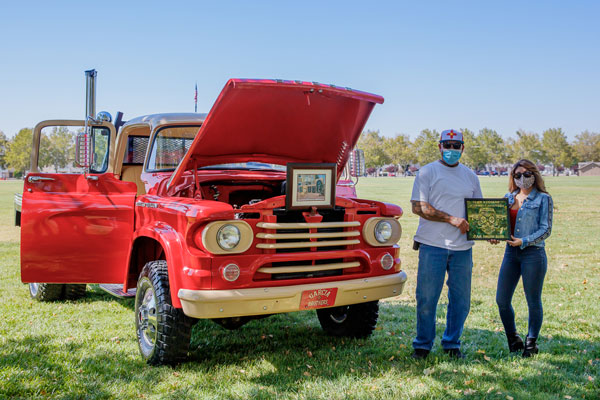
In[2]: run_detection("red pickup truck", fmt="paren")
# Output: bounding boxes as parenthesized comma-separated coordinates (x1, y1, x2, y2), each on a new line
(16, 72, 407, 365)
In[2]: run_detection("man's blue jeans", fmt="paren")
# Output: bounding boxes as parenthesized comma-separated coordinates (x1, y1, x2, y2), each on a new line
(413, 244, 473, 351)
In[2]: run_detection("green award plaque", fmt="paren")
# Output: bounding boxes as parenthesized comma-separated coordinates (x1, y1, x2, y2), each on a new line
(465, 198, 510, 240)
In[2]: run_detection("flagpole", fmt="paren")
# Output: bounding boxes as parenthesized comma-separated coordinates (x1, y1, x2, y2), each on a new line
(194, 82, 198, 113)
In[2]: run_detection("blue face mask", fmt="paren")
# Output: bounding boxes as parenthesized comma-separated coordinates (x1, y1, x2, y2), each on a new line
(442, 149, 462, 165)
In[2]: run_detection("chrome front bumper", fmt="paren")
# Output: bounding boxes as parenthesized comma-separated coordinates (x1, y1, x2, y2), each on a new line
(178, 271, 407, 319)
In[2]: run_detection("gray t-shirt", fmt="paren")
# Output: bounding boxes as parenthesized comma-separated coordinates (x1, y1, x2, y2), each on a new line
(411, 160, 483, 251)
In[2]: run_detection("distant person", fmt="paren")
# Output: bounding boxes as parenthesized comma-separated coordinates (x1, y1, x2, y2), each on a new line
(410, 129, 483, 359)
(492, 159, 553, 357)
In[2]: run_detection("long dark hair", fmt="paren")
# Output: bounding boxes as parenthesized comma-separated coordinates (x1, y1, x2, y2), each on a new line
(508, 159, 548, 193)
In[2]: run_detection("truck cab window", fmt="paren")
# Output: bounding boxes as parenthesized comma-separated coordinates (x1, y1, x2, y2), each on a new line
(38, 126, 85, 173)
(90, 127, 110, 173)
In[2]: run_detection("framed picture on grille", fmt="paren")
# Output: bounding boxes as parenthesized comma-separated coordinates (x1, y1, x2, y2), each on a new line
(286, 163, 336, 210)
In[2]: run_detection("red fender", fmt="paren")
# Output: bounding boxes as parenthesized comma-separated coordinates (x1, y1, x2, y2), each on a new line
(130, 223, 189, 308)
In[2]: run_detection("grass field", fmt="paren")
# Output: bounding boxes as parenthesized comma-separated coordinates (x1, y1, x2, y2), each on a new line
(0, 176, 598, 399)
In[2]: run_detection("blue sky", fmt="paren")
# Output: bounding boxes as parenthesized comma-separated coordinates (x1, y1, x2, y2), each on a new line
(0, 1, 598, 140)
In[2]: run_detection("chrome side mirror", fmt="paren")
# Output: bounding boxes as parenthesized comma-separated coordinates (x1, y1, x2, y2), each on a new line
(96, 111, 112, 123)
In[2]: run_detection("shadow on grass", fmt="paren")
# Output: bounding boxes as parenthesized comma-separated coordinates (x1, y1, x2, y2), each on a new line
(184, 302, 598, 399)
(55, 285, 137, 310)
(6, 297, 596, 398)
(421, 329, 600, 399)
(14, 283, 136, 309)
(89, 290, 136, 310)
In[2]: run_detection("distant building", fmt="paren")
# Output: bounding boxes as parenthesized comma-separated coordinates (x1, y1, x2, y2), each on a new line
(0, 168, 12, 179)
(578, 162, 600, 176)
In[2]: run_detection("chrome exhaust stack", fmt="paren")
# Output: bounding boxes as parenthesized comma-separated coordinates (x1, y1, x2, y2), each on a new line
(78, 69, 98, 172)
(85, 69, 97, 122)
(76, 69, 112, 171)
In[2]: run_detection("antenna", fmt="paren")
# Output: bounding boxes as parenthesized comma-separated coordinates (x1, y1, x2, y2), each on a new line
(194, 82, 198, 113)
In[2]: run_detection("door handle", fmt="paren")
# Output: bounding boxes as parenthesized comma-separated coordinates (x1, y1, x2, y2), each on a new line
(27, 176, 55, 183)
(85, 175, 99, 181)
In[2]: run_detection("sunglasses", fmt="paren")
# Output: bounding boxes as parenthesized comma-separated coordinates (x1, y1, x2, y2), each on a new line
(441, 142, 462, 150)
(514, 171, 533, 179)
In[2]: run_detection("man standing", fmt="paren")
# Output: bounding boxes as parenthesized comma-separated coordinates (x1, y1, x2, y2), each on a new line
(410, 129, 482, 359)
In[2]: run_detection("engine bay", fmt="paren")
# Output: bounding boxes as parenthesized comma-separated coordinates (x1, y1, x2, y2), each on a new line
(199, 180, 283, 208)
(162, 171, 286, 208)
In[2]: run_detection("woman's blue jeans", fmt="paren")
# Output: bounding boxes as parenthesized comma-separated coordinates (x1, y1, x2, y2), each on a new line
(413, 244, 473, 351)
(496, 245, 547, 339)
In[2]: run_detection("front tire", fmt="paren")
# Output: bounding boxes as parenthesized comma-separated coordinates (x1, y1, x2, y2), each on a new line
(316, 301, 379, 338)
(135, 260, 195, 365)
(29, 283, 65, 301)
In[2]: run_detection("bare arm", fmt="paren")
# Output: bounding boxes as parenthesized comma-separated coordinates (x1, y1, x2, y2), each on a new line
(411, 201, 469, 234)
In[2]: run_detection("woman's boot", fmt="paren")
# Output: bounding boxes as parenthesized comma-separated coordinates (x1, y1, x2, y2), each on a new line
(506, 332, 524, 353)
(522, 337, 539, 357)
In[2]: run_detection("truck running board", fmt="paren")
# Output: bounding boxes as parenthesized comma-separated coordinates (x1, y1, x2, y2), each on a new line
(99, 284, 136, 298)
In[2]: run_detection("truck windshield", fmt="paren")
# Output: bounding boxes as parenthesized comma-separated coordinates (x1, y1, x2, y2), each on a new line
(146, 126, 200, 171)
(147, 125, 287, 172)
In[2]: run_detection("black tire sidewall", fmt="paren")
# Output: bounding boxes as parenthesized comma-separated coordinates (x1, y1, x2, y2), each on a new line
(29, 283, 65, 302)
(134, 260, 193, 365)
(317, 301, 379, 338)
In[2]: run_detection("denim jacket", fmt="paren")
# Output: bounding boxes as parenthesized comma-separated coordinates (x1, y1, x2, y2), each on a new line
(505, 188, 553, 249)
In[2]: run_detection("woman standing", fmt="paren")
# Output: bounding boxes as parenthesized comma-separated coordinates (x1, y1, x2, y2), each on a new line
(495, 159, 553, 357)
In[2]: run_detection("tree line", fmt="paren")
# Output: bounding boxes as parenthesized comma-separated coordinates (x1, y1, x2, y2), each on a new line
(357, 128, 600, 175)
(0, 126, 599, 178)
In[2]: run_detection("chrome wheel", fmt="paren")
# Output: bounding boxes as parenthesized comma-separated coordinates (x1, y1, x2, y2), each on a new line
(137, 280, 157, 357)
(29, 283, 39, 297)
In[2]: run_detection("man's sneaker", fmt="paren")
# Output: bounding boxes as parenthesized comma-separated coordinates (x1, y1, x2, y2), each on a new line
(444, 348, 465, 359)
(411, 348, 430, 359)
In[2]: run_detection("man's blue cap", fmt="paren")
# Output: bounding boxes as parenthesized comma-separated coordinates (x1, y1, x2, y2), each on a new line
(440, 129, 464, 143)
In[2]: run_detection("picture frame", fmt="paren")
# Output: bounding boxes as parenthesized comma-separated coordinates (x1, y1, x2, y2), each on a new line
(464, 198, 511, 240)
(286, 163, 336, 210)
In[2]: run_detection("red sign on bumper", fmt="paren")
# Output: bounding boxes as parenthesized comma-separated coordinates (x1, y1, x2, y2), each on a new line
(300, 287, 338, 310)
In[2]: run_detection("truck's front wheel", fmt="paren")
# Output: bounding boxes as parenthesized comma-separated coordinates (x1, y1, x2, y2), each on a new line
(316, 301, 379, 338)
(135, 260, 195, 365)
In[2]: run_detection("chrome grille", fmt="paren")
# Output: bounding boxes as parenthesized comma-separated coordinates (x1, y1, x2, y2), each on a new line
(252, 208, 365, 280)
(257, 261, 360, 274)
(255, 221, 361, 250)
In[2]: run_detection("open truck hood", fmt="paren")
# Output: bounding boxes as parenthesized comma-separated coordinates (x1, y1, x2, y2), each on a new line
(168, 79, 383, 189)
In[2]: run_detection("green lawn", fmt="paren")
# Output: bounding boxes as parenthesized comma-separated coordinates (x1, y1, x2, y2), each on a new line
(1, 177, 598, 399)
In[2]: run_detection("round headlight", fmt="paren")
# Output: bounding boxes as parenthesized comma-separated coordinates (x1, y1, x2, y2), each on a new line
(217, 224, 241, 250)
(374, 220, 393, 243)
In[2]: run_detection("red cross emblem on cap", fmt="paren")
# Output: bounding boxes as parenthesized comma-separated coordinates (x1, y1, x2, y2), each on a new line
(447, 130, 456, 139)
